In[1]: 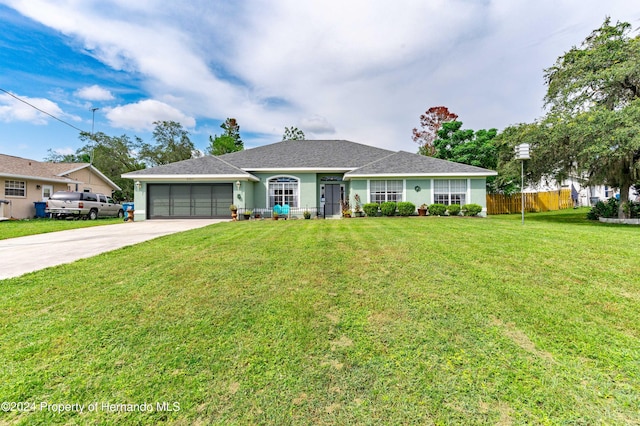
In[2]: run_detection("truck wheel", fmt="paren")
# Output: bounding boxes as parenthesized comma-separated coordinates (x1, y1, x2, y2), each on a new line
(117, 209, 124, 218)
(88, 209, 98, 220)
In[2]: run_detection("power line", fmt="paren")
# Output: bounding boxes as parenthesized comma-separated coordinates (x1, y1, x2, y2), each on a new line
(0, 87, 87, 133)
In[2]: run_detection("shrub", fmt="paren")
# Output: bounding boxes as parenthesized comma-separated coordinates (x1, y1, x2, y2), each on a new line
(363, 203, 379, 217)
(587, 197, 618, 220)
(380, 201, 397, 216)
(461, 203, 482, 216)
(624, 200, 640, 218)
(396, 201, 416, 216)
(446, 204, 461, 216)
(428, 203, 446, 216)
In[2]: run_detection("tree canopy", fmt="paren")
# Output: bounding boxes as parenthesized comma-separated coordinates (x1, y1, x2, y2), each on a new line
(137, 121, 197, 166)
(282, 126, 305, 140)
(413, 106, 458, 156)
(497, 18, 640, 217)
(207, 118, 244, 155)
(432, 121, 506, 192)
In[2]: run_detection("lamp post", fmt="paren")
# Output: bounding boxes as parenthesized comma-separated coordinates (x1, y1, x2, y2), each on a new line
(514, 143, 530, 225)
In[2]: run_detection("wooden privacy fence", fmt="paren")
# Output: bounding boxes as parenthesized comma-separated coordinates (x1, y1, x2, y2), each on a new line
(486, 189, 573, 215)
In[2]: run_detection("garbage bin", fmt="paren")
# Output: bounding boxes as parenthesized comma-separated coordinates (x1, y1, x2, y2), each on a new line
(122, 203, 134, 220)
(34, 201, 47, 218)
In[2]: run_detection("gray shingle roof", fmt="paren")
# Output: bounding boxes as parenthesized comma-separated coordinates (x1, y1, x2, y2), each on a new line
(121, 141, 496, 178)
(123, 155, 253, 177)
(346, 151, 497, 176)
(218, 140, 395, 169)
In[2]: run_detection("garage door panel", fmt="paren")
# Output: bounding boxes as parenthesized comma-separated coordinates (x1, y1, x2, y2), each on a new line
(147, 183, 232, 218)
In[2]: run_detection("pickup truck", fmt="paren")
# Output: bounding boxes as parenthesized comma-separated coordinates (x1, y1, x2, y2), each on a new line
(46, 191, 124, 220)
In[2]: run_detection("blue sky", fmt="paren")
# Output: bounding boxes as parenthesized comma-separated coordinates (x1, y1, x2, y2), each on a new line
(1, 0, 639, 161)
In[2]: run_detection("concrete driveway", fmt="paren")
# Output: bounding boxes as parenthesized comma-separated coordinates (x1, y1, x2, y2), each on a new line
(0, 219, 226, 280)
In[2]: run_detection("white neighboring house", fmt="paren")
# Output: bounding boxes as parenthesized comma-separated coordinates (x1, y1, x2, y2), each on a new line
(524, 175, 638, 207)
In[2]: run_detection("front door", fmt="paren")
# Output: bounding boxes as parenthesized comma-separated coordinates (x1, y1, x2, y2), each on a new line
(325, 184, 342, 216)
(42, 185, 53, 201)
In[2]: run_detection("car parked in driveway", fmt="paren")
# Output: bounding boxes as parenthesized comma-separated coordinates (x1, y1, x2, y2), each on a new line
(45, 191, 124, 220)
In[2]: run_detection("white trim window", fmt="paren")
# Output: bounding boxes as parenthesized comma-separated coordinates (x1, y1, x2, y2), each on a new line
(4, 180, 26, 197)
(434, 179, 467, 205)
(268, 176, 298, 207)
(370, 180, 402, 204)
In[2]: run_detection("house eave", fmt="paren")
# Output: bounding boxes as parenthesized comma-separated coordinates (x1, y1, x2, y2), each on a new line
(0, 173, 79, 184)
(121, 173, 260, 182)
(343, 171, 498, 180)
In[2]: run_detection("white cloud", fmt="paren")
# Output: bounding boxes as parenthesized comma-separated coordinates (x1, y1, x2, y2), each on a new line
(3, 0, 640, 153)
(0, 92, 66, 125)
(75, 85, 114, 101)
(53, 146, 76, 155)
(299, 115, 335, 135)
(105, 99, 196, 131)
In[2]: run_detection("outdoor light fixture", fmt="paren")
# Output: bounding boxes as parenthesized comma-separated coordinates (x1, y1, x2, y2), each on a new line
(135, 181, 141, 190)
(235, 180, 241, 190)
(514, 144, 531, 225)
(36, 184, 41, 189)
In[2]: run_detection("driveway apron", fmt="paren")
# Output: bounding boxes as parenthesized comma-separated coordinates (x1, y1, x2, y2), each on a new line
(0, 219, 225, 280)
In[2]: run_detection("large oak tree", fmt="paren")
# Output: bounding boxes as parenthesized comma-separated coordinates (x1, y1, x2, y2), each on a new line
(497, 18, 640, 217)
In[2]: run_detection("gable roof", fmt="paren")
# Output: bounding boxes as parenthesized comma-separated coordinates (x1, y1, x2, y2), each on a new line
(122, 155, 258, 180)
(218, 140, 395, 170)
(0, 153, 121, 190)
(345, 151, 498, 178)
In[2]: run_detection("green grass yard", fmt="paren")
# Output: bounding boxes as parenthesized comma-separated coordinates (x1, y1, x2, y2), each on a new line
(0, 217, 124, 240)
(1, 209, 638, 424)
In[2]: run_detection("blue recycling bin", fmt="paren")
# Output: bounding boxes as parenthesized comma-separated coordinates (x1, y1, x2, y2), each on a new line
(122, 203, 134, 219)
(34, 201, 47, 218)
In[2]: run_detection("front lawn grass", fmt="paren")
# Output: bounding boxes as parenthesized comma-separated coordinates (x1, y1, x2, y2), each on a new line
(1, 210, 638, 424)
(0, 217, 124, 240)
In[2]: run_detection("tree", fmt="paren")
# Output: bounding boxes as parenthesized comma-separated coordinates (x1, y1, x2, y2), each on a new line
(500, 18, 640, 217)
(137, 121, 197, 166)
(431, 121, 503, 192)
(282, 126, 305, 140)
(77, 131, 145, 201)
(207, 118, 244, 155)
(412, 106, 458, 156)
(44, 150, 91, 163)
(208, 134, 238, 155)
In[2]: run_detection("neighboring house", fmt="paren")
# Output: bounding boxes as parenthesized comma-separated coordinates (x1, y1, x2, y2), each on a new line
(0, 153, 121, 219)
(525, 175, 635, 207)
(122, 139, 497, 221)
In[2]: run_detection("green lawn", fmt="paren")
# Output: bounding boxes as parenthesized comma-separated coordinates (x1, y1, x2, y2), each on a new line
(1, 209, 638, 424)
(0, 217, 124, 240)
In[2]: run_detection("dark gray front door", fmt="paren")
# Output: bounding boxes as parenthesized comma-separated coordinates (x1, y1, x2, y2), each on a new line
(325, 184, 341, 216)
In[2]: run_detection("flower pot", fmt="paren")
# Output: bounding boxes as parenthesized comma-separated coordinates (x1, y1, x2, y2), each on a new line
(417, 209, 427, 216)
(243, 214, 251, 220)
(231, 210, 238, 221)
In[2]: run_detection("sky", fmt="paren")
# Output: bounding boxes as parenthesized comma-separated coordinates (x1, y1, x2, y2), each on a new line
(1, 1, 639, 162)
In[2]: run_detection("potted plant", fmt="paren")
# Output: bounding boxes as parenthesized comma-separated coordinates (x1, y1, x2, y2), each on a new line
(254, 212, 261, 219)
(417, 203, 428, 216)
(243, 210, 252, 220)
(229, 204, 238, 221)
(353, 194, 364, 217)
(341, 200, 352, 218)
(303, 210, 311, 219)
(272, 211, 279, 220)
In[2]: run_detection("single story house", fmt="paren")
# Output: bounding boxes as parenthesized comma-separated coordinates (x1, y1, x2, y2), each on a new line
(122, 139, 497, 221)
(0, 153, 121, 219)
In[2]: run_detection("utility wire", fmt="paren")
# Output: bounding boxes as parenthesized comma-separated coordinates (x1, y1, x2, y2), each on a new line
(0, 87, 87, 133)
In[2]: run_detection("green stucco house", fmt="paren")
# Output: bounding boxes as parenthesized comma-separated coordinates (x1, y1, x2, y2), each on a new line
(122, 139, 497, 220)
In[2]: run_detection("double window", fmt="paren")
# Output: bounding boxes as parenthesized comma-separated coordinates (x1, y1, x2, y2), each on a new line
(434, 179, 467, 205)
(268, 177, 298, 207)
(4, 180, 26, 197)
(370, 180, 402, 204)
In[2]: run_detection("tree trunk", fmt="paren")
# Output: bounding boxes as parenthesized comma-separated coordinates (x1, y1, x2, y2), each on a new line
(619, 184, 630, 219)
